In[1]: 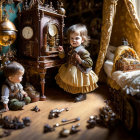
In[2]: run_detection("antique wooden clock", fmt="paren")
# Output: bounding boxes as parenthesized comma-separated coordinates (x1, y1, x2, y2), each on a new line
(17, 1, 65, 100)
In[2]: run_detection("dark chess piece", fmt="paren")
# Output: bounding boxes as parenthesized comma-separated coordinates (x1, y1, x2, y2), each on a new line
(60, 128, 70, 137)
(22, 117, 31, 126)
(12, 117, 25, 129)
(31, 106, 40, 112)
(3, 116, 9, 121)
(2, 116, 14, 129)
(48, 109, 60, 119)
(74, 93, 86, 102)
(87, 116, 97, 129)
(13, 122, 25, 129)
(48, 108, 69, 119)
(44, 124, 55, 133)
(70, 123, 80, 134)
(99, 103, 119, 128)
(1, 115, 32, 130)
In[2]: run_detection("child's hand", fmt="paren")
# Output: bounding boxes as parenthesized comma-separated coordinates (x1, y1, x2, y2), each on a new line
(24, 94, 28, 97)
(58, 46, 64, 52)
(75, 54, 82, 64)
(22, 91, 28, 97)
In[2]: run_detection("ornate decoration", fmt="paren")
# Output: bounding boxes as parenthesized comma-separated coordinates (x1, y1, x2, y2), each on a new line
(29, 0, 44, 8)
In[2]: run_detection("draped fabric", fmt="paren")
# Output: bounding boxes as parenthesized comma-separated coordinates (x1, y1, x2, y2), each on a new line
(124, 0, 140, 31)
(134, 0, 140, 20)
(95, 0, 118, 76)
(95, 0, 140, 77)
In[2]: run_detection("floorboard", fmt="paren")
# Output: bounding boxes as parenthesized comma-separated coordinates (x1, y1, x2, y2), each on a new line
(1, 84, 139, 140)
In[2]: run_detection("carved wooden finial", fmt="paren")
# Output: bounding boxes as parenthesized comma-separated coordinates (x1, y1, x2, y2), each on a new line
(29, 0, 43, 8)
(57, 1, 65, 15)
(24, 0, 29, 10)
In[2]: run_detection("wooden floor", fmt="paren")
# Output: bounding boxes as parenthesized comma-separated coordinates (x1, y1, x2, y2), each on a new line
(1, 84, 139, 140)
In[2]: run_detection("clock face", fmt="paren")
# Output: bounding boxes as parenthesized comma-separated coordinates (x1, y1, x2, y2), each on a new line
(48, 24, 58, 37)
(22, 26, 33, 39)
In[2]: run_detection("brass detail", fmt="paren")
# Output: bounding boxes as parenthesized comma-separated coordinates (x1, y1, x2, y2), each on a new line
(0, 18, 17, 46)
(0, 18, 17, 31)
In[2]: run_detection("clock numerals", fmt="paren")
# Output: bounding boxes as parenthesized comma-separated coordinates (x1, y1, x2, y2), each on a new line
(48, 24, 58, 37)
(22, 26, 33, 40)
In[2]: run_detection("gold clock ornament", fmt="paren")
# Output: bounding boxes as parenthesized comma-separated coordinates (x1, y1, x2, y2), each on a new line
(0, 17, 17, 49)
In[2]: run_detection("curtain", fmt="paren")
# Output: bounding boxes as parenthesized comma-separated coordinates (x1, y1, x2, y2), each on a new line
(134, 0, 140, 20)
(124, 0, 140, 30)
(95, 0, 118, 76)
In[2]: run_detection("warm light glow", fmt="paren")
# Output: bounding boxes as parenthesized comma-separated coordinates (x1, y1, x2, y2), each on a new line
(0, 31, 16, 46)
(0, 1, 17, 52)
